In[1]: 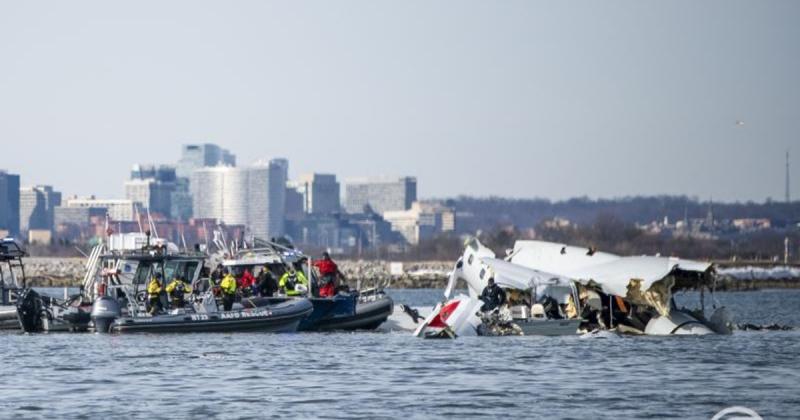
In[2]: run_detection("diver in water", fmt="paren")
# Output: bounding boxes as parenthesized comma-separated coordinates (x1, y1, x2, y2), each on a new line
(480, 277, 506, 311)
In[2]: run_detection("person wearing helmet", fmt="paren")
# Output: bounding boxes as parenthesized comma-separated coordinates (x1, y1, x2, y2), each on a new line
(314, 251, 346, 298)
(147, 272, 164, 315)
(480, 277, 506, 312)
(166, 275, 193, 308)
(279, 265, 308, 297)
(220, 268, 238, 311)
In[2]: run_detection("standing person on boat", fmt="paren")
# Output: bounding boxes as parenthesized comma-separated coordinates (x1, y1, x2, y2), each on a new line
(256, 266, 278, 297)
(210, 264, 224, 287)
(279, 266, 308, 297)
(314, 252, 346, 298)
(166, 275, 193, 309)
(220, 269, 238, 311)
(238, 268, 256, 297)
(147, 273, 164, 315)
(480, 277, 506, 312)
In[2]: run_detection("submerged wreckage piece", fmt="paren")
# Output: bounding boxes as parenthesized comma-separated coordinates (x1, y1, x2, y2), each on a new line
(508, 240, 733, 335)
(416, 238, 733, 338)
(414, 239, 583, 338)
(413, 295, 482, 338)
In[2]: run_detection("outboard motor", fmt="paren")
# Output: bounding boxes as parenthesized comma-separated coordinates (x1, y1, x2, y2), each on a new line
(91, 296, 121, 333)
(16, 288, 46, 333)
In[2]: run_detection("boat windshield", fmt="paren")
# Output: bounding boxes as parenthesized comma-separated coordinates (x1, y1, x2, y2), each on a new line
(164, 260, 200, 282)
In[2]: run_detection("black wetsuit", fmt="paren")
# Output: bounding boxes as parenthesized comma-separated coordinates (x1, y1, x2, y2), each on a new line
(257, 271, 278, 297)
(480, 284, 506, 311)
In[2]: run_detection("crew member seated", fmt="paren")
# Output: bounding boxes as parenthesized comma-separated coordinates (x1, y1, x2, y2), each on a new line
(166, 275, 193, 308)
(279, 266, 308, 297)
(238, 268, 256, 297)
(539, 295, 563, 319)
(480, 277, 506, 311)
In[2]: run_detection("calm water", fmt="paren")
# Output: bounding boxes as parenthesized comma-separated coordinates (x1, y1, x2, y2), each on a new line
(1, 289, 798, 419)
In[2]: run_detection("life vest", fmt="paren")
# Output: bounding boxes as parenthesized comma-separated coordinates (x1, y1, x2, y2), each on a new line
(147, 279, 162, 297)
(220, 274, 237, 295)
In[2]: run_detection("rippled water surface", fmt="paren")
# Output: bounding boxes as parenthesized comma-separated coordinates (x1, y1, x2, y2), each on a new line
(1, 289, 799, 419)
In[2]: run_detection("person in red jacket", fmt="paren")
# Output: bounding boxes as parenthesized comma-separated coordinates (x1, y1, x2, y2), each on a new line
(314, 252, 346, 298)
(238, 268, 256, 297)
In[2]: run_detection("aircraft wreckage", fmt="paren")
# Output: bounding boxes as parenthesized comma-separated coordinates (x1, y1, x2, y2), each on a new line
(411, 238, 733, 338)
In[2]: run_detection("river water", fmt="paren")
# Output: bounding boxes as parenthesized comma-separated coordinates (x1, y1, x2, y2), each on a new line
(1, 289, 798, 419)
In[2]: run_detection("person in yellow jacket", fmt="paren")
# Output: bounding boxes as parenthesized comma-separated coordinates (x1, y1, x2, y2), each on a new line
(147, 273, 164, 315)
(166, 276, 193, 308)
(220, 269, 238, 311)
(279, 266, 308, 297)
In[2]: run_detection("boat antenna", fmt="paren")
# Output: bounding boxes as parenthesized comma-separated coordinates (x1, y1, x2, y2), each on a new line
(146, 207, 159, 239)
(202, 220, 210, 255)
(181, 226, 188, 253)
(135, 205, 144, 234)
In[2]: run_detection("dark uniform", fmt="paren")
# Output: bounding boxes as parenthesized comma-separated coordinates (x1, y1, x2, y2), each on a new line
(480, 279, 506, 312)
(256, 267, 278, 297)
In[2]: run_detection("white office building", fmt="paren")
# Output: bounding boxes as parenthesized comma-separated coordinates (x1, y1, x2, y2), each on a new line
(191, 159, 288, 239)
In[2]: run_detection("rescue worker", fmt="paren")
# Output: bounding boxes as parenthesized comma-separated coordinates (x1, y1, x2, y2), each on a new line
(480, 277, 506, 312)
(279, 266, 309, 297)
(147, 272, 164, 315)
(220, 269, 238, 311)
(313, 251, 346, 298)
(210, 263, 224, 287)
(238, 268, 256, 297)
(166, 275, 193, 308)
(256, 266, 278, 297)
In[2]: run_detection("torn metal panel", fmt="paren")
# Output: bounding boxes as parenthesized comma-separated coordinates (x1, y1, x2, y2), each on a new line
(510, 240, 713, 313)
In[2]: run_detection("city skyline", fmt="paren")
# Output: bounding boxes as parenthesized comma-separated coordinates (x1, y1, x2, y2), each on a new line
(1, 2, 799, 202)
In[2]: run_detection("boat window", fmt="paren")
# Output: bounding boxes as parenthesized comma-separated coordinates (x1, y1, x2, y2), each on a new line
(164, 261, 180, 282)
(133, 262, 152, 285)
(467, 254, 474, 265)
(182, 262, 199, 281)
(479, 268, 486, 280)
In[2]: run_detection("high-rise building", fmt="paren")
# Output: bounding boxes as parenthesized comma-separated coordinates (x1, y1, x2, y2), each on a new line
(174, 144, 236, 220)
(125, 164, 179, 218)
(19, 185, 61, 232)
(191, 159, 288, 240)
(344, 177, 417, 215)
(65, 197, 136, 222)
(176, 143, 236, 178)
(289, 173, 340, 215)
(0, 170, 21, 237)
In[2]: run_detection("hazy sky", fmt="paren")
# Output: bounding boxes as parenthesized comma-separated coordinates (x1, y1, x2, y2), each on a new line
(1, 1, 798, 202)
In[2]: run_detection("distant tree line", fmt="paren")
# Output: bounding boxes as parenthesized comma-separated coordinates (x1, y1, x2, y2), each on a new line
(444, 195, 800, 234)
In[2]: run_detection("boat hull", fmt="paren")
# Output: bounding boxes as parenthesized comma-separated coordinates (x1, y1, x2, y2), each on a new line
(313, 295, 394, 331)
(513, 318, 581, 336)
(0, 305, 18, 330)
(110, 299, 313, 333)
(242, 294, 394, 332)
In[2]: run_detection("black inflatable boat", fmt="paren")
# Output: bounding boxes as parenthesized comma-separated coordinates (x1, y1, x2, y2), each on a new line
(108, 298, 313, 333)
